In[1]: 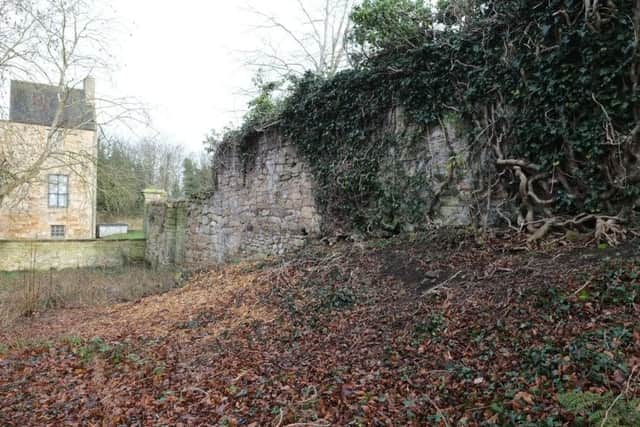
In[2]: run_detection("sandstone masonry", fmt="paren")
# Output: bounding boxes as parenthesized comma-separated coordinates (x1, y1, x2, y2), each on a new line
(380, 112, 474, 228)
(145, 115, 478, 267)
(0, 239, 145, 272)
(0, 122, 97, 239)
(0, 78, 97, 240)
(145, 132, 321, 266)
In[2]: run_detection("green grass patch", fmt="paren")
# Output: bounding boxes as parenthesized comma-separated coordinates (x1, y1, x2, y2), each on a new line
(101, 230, 145, 240)
(558, 391, 640, 426)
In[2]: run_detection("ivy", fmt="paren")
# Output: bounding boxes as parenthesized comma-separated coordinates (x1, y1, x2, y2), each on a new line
(220, 0, 639, 234)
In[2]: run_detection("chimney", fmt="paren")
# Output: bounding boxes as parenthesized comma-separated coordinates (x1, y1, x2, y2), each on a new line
(83, 76, 95, 106)
(83, 76, 96, 129)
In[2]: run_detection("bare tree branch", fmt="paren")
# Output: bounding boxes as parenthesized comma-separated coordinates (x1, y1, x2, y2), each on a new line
(0, 0, 148, 210)
(242, 0, 355, 79)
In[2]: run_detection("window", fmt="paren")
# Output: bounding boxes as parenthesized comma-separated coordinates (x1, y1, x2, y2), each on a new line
(48, 174, 68, 208)
(51, 225, 65, 238)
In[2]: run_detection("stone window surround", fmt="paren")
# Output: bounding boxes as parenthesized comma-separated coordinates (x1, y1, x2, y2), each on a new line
(48, 174, 69, 208)
(50, 224, 65, 238)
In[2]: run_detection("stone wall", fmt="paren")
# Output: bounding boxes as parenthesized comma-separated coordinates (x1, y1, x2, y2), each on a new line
(145, 132, 321, 267)
(380, 112, 474, 228)
(0, 239, 145, 272)
(145, 200, 187, 267)
(145, 116, 479, 267)
(183, 133, 321, 265)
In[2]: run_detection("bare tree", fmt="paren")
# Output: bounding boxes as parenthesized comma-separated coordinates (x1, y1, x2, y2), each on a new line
(0, 0, 38, 115)
(0, 0, 146, 208)
(96, 132, 190, 218)
(243, 0, 355, 79)
(1, 0, 97, 207)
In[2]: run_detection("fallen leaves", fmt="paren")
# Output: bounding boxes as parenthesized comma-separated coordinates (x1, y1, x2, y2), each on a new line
(0, 234, 639, 425)
(513, 391, 535, 406)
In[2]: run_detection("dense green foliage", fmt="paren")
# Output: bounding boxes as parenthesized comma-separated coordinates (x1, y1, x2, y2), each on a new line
(558, 391, 640, 426)
(349, 0, 433, 56)
(281, 71, 397, 230)
(222, 0, 639, 233)
(182, 158, 198, 198)
(182, 158, 211, 198)
(97, 137, 144, 216)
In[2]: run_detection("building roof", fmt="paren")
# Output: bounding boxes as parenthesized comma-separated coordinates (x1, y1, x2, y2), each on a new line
(9, 80, 96, 131)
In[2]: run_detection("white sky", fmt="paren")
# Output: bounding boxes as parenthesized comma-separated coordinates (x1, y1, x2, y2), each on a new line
(103, 0, 311, 153)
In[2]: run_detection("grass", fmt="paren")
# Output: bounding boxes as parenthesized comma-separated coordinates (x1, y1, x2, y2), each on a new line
(96, 214, 144, 230)
(101, 230, 145, 240)
(0, 264, 178, 328)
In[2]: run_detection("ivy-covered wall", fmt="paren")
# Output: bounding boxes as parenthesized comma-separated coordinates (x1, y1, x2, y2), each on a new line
(145, 117, 477, 266)
(147, 1, 638, 264)
(359, 108, 476, 232)
(275, 72, 484, 234)
(271, 1, 638, 239)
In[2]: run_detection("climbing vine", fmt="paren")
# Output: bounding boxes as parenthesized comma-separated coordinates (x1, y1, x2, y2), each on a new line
(220, 0, 639, 239)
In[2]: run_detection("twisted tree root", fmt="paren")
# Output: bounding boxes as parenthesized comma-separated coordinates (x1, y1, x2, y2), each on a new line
(492, 143, 628, 245)
(526, 214, 625, 244)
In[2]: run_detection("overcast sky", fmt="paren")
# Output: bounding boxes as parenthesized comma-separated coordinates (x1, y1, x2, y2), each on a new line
(103, 0, 316, 154)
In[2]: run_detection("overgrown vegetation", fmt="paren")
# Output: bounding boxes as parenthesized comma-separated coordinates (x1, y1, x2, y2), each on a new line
(216, 0, 639, 239)
(558, 390, 640, 426)
(0, 265, 179, 327)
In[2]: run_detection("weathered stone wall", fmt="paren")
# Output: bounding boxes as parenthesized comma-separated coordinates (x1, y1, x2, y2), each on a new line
(145, 132, 321, 267)
(0, 239, 145, 272)
(0, 121, 97, 240)
(184, 132, 321, 265)
(145, 116, 479, 267)
(145, 200, 187, 267)
(380, 112, 474, 228)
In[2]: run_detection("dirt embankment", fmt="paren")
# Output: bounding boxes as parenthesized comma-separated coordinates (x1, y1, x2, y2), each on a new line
(1, 233, 639, 426)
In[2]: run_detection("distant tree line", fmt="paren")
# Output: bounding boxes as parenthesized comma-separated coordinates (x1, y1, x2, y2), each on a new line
(97, 134, 213, 218)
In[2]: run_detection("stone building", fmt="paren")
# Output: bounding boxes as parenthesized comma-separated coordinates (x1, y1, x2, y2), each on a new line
(0, 78, 97, 240)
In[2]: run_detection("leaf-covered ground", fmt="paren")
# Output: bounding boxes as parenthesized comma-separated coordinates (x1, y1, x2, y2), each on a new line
(1, 232, 639, 426)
